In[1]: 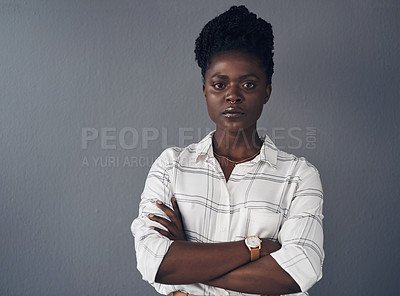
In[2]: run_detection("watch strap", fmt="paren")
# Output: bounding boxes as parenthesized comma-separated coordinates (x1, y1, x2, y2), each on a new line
(250, 247, 261, 261)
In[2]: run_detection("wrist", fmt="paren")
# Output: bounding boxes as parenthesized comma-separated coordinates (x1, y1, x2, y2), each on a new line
(261, 239, 281, 257)
(244, 235, 262, 261)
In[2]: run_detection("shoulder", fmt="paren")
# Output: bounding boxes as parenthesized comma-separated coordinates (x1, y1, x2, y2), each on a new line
(283, 149, 318, 169)
(273, 145, 321, 180)
(155, 142, 201, 165)
(149, 131, 212, 173)
(271, 150, 323, 200)
(282, 153, 322, 198)
(262, 134, 320, 177)
(157, 146, 184, 162)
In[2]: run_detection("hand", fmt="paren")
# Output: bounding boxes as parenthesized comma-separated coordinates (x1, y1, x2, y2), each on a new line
(148, 196, 187, 241)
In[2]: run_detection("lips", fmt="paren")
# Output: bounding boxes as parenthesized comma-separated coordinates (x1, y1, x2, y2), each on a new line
(222, 107, 245, 118)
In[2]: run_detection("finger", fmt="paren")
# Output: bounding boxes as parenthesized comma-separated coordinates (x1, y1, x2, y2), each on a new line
(155, 200, 176, 218)
(171, 197, 183, 223)
(170, 196, 184, 228)
(148, 214, 172, 229)
(156, 200, 182, 228)
(169, 198, 184, 228)
(171, 196, 181, 217)
(150, 226, 171, 239)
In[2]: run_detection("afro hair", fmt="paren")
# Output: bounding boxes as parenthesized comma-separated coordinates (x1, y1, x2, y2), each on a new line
(194, 5, 274, 84)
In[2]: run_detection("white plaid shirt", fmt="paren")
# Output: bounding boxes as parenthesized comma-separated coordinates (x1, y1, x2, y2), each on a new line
(131, 131, 324, 295)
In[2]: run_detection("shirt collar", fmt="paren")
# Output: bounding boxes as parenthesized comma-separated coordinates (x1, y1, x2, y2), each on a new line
(195, 130, 278, 168)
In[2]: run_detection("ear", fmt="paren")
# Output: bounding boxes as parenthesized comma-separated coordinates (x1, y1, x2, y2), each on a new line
(202, 84, 207, 100)
(264, 85, 272, 104)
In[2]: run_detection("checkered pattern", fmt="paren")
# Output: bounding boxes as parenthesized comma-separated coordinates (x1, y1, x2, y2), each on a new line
(131, 131, 324, 295)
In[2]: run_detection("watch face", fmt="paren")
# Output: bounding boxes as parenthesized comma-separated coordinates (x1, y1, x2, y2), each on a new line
(246, 237, 260, 247)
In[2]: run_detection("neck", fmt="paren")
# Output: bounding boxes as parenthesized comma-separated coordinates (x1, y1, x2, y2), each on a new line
(213, 126, 263, 161)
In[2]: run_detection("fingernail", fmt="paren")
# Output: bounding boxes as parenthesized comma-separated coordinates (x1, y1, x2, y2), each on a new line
(148, 214, 154, 218)
(156, 200, 163, 205)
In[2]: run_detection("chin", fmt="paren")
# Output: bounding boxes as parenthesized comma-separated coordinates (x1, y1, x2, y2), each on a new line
(219, 123, 253, 133)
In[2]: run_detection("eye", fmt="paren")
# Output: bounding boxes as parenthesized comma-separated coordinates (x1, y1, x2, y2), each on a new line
(243, 82, 256, 89)
(212, 82, 225, 90)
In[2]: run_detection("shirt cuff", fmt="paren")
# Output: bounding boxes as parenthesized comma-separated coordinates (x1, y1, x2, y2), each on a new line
(270, 245, 321, 292)
(132, 219, 174, 284)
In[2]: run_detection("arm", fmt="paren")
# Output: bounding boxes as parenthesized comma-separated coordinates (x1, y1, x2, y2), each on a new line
(155, 240, 250, 284)
(141, 154, 324, 293)
(268, 165, 324, 292)
(207, 165, 325, 293)
(131, 151, 272, 287)
(151, 197, 299, 295)
(204, 255, 300, 295)
(150, 198, 251, 284)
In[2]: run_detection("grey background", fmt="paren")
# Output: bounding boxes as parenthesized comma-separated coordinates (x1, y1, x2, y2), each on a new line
(1, 0, 399, 295)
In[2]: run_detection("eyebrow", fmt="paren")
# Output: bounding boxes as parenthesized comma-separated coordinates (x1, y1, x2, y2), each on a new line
(210, 73, 260, 80)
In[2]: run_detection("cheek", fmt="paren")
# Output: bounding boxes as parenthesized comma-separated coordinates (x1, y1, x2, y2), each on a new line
(206, 99, 219, 117)
(205, 92, 221, 109)
(204, 96, 224, 124)
(249, 101, 265, 119)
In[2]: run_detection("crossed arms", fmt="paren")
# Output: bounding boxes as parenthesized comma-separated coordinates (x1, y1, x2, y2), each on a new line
(147, 197, 301, 295)
(131, 152, 324, 295)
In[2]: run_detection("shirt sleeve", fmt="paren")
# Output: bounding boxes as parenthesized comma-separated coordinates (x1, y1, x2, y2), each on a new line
(130, 149, 176, 287)
(270, 161, 324, 292)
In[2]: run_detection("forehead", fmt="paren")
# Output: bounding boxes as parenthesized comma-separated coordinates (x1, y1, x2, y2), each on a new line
(206, 50, 265, 78)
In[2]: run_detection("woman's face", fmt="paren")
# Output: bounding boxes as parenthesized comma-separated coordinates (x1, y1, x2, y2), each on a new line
(203, 50, 271, 134)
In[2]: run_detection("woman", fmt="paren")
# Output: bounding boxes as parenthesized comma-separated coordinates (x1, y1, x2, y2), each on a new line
(131, 6, 324, 296)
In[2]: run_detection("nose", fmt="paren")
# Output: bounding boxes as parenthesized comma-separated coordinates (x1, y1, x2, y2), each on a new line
(225, 86, 243, 104)
(226, 97, 242, 105)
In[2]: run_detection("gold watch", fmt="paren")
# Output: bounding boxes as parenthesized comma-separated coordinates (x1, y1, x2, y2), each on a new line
(245, 235, 262, 261)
